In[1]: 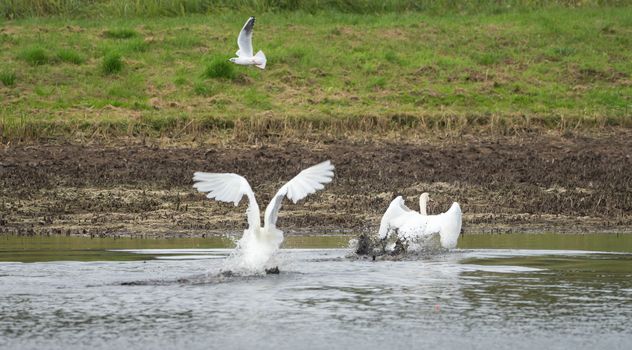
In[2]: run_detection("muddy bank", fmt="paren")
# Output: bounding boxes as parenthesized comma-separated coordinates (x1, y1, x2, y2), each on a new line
(1, 131, 631, 237)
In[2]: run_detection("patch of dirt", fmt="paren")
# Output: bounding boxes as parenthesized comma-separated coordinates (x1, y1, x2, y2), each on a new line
(572, 67, 629, 84)
(1, 131, 631, 237)
(377, 28, 410, 41)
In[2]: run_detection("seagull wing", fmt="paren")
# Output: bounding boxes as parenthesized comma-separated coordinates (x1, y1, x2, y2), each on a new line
(378, 196, 413, 239)
(237, 16, 255, 58)
(193, 172, 261, 230)
(264, 161, 335, 230)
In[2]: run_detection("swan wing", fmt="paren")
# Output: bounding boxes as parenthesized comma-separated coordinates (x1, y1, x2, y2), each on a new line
(438, 202, 462, 249)
(388, 212, 437, 242)
(193, 172, 261, 229)
(378, 196, 412, 239)
(397, 204, 461, 247)
(264, 160, 335, 229)
(237, 16, 255, 58)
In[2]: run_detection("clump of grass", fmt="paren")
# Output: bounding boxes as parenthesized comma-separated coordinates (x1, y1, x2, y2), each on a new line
(550, 47, 576, 58)
(174, 76, 188, 86)
(34, 85, 53, 97)
(0, 33, 17, 45)
(56, 49, 85, 64)
(103, 28, 137, 39)
(474, 52, 504, 65)
(18, 46, 50, 65)
(123, 38, 150, 53)
(0, 71, 17, 87)
(369, 76, 387, 90)
(101, 52, 123, 75)
(193, 81, 217, 96)
(384, 51, 403, 65)
(203, 58, 235, 80)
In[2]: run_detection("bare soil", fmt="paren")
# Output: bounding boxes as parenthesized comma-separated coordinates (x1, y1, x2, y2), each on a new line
(1, 131, 631, 237)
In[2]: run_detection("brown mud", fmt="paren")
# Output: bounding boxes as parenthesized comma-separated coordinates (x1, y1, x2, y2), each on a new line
(1, 131, 631, 237)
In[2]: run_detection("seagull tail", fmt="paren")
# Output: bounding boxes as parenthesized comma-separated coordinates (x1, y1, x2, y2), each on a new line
(254, 50, 266, 69)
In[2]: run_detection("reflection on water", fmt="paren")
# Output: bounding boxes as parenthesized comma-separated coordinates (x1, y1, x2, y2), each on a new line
(2, 233, 632, 263)
(0, 235, 350, 262)
(459, 233, 632, 252)
(0, 234, 631, 349)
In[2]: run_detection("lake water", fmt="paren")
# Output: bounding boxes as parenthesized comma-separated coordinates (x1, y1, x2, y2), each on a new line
(1, 234, 631, 349)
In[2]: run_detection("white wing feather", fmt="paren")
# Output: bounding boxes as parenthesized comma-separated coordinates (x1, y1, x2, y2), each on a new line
(264, 161, 335, 229)
(388, 205, 460, 245)
(237, 17, 255, 58)
(378, 196, 413, 239)
(193, 172, 261, 230)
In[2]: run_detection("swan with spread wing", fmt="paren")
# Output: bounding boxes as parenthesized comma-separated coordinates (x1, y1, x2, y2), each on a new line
(379, 194, 461, 250)
(193, 161, 334, 272)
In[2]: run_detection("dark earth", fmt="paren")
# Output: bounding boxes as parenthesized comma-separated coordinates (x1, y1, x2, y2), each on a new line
(1, 130, 631, 237)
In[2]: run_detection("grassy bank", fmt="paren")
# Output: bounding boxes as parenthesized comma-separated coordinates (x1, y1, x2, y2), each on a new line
(1, 6, 631, 141)
(2, 0, 628, 18)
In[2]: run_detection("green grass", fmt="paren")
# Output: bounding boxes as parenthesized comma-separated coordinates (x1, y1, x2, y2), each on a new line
(0, 70, 16, 86)
(193, 81, 218, 96)
(56, 48, 85, 64)
(101, 52, 123, 74)
(103, 28, 137, 39)
(1, 6, 631, 141)
(1, 0, 629, 18)
(203, 57, 235, 80)
(17, 46, 50, 65)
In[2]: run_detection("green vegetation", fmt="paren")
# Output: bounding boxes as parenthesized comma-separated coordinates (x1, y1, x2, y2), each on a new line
(17, 46, 50, 65)
(103, 28, 137, 39)
(101, 52, 123, 74)
(0, 3, 631, 140)
(0, 70, 16, 86)
(1, 0, 628, 18)
(204, 57, 236, 80)
(56, 48, 85, 64)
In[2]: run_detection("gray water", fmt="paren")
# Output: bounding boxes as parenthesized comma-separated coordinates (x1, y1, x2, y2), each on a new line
(1, 234, 632, 349)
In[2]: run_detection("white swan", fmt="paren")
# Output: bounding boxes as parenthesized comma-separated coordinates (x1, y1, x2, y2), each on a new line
(229, 16, 267, 69)
(378, 192, 429, 239)
(193, 160, 334, 272)
(379, 195, 462, 249)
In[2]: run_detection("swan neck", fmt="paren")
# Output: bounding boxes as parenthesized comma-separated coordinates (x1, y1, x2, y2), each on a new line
(419, 193, 428, 215)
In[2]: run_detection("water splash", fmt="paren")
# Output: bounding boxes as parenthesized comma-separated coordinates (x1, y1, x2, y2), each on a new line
(219, 229, 283, 275)
(351, 231, 449, 260)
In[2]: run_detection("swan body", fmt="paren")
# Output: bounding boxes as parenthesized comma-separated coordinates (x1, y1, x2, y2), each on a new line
(193, 161, 334, 272)
(379, 195, 462, 249)
(229, 17, 267, 69)
(378, 193, 430, 239)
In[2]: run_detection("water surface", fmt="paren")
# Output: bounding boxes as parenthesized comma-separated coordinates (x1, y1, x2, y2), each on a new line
(1, 234, 631, 349)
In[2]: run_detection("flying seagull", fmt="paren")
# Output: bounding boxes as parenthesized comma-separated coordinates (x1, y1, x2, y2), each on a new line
(193, 161, 335, 272)
(229, 16, 267, 69)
